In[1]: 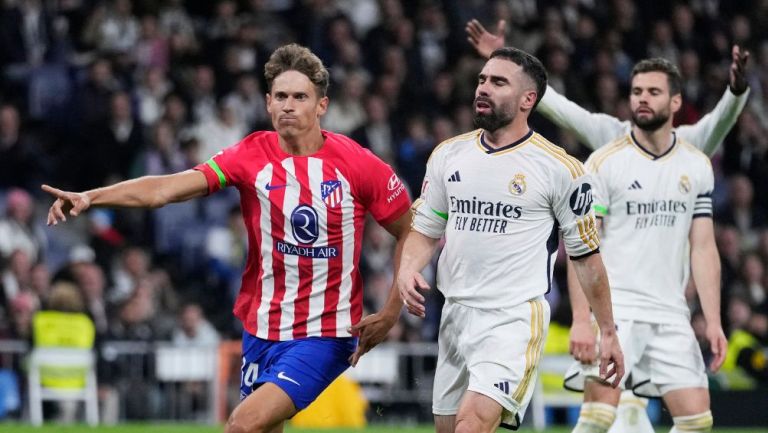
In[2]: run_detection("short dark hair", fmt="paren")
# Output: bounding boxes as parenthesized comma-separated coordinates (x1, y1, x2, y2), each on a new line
(631, 58, 682, 96)
(489, 47, 548, 110)
(264, 44, 330, 98)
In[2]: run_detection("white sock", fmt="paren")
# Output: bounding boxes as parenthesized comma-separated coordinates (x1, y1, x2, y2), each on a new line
(607, 391, 654, 433)
(669, 411, 713, 433)
(572, 402, 617, 433)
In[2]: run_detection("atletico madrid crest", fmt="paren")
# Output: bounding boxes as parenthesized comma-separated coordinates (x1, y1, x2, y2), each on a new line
(321, 180, 343, 208)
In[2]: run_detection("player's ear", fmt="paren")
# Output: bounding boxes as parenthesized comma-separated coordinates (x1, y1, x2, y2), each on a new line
(520, 89, 537, 112)
(317, 95, 329, 117)
(265, 92, 273, 114)
(670, 93, 682, 114)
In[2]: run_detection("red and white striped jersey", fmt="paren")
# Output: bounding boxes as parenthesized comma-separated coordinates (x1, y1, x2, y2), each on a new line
(195, 130, 410, 340)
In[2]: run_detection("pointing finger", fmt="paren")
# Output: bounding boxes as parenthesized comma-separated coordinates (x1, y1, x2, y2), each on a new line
(41, 184, 65, 197)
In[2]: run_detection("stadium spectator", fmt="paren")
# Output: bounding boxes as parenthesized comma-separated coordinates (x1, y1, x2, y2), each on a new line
(133, 15, 170, 73)
(222, 74, 268, 131)
(143, 119, 187, 176)
(135, 67, 173, 127)
(186, 64, 217, 123)
(0, 103, 48, 191)
(716, 174, 768, 250)
(109, 246, 151, 304)
(350, 93, 397, 165)
(193, 99, 247, 163)
(732, 253, 768, 310)
(33, 281, 92, 423)
(171, 303, 220, 347)
(81, 0, 140, 55)
(1, 249, 34, 319)
(0, 188, 46, 263)
(322, 70, 367, 135)
(204, 204, 246, 313)
(88, 91, 145, 185)
(71, 262, 110, 336)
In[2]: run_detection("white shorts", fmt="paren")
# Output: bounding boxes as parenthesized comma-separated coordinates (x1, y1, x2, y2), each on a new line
(433, 297, 550, 429)
(564, 319, 708, 397)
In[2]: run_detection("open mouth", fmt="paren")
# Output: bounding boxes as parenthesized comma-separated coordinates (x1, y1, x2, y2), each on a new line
(475, 98, 493, 113)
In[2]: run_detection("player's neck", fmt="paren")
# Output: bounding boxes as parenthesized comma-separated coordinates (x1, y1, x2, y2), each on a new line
(279, 127, 325, 156)
(632, 124, 674, 156)
(482, 120, 531, 149)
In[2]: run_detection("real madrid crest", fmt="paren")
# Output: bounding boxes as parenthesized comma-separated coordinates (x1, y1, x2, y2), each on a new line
(509, 173, 527, 195)
(678, 175, 691, 194)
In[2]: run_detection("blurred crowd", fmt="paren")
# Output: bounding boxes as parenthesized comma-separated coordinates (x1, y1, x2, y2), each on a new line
(1, 0, 768, 391)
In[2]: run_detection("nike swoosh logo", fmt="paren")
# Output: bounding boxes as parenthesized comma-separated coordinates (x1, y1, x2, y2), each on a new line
(277, 371, 300, 386)
(266, 183, 287, 190)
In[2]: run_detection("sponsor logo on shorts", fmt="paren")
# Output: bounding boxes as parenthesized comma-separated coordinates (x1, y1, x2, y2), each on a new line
(277, 371, 301, 386)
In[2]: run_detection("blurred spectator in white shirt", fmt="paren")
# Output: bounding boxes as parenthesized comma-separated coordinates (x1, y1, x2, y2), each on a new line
(172, 303, 220, 347)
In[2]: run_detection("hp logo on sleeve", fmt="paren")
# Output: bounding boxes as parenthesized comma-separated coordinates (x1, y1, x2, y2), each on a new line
(290, 205, 319, 244)
(569, 183, 593, 216)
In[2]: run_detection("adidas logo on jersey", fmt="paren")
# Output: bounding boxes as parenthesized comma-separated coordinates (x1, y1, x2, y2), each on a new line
(448, 171, 461, 182)
(628, 180, 642, 190)
(493, 381, 510, 394)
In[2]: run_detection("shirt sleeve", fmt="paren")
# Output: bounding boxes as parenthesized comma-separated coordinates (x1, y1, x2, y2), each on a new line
(193, 141, 246, 194)
(552, 164, 601, 259)
(584, 155, 611, 218)
(537, 84, 628, 151)
(411, 151, 449, 239)
(356, 150, 411, 226)
(693, 160, 715, 219)
(676, 87, 750, 156)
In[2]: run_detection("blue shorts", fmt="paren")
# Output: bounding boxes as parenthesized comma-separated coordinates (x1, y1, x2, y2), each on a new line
(239, 332, 357, 410)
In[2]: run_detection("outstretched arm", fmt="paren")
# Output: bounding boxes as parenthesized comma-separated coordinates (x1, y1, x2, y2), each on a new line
(465, 18, 626, 149)
(676, 45, 751, 156)
(43, 170, 209, 225)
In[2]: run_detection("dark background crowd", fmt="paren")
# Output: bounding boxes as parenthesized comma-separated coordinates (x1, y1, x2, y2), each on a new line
(1, 0, 768, 395)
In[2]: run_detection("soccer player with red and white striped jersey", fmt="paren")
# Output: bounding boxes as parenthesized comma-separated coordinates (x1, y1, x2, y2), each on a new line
(194, 129, 410, 341)
(42, 44, 411, 433)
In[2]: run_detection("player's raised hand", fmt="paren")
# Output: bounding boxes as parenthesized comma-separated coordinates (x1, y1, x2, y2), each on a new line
(41, 184, 91, 225)
(598, 328, 624, 388)
(466, 19, 506, 59)
(730, 45, 750, 95)
(569, 320, 598, 364)
(397, 271, 430, 318)
(706, 323, 728, 372)
(347, 309, 399, 367)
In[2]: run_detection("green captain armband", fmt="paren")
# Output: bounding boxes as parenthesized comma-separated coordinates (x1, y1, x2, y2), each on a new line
(432, 208, 448, 220)
(593, 204, 608, 216)
(206, 159, 227, 189)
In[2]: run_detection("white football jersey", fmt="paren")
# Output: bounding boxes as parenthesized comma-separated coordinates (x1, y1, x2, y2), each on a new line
(412, 129, 600, 309)
(586, 132, 714, 324)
